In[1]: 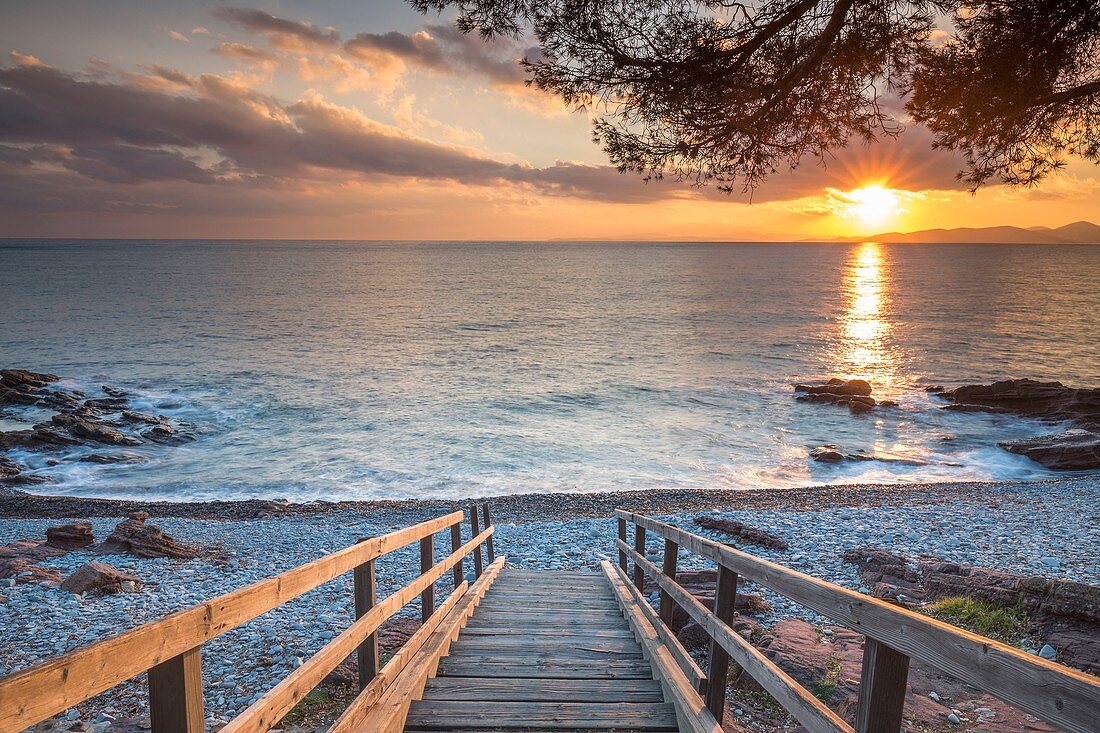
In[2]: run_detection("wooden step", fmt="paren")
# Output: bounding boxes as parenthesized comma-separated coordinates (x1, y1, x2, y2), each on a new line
(421, 677, 665, 703)
(403, 700, 679, 730)
(435, 659, 656, 679)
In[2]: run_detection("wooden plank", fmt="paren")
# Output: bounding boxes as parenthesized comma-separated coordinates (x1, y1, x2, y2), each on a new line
(338, 556, 505, 733)
(607, 556, 708, 695)
(352, 538, 377, 689)
(855, 638, 910, 733)
(482, 504, 495, 563)
(218, 527, 493, 733)
(469, 505, 483, 578)
(457, 627, 637, 639)
(618, 517, 629, 571)
(446, 647, 645, 662)
(403, 701, 679, 730)
(449, 522, 463, 591)
(435, 660, 657, 679)
(472, 608, 625, 619)
(659, 538, 679, 628)
(617, 511, 1100, 733)
(705, 565, 738, 722)
(619, 540, 852, 733)
(452, 637, 645, 654)
(148, 647, 203, 733)
(419, 535, 434, 622)
(321, 580, 467, 732)
(602, 561, 722, 733)
(0, 510, 464, 733)
(633, 524, 647, 591)
(422, 677, 665, 702)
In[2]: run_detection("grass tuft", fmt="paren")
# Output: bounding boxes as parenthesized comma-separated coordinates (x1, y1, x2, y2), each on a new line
(922, 596, 1030, 644)
(811, 655, 842, 701)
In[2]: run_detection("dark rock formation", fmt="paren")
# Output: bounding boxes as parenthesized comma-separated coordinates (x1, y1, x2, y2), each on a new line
(938, 379, 1100, 470)
(693, 515, 789, 550)
(999, 429, 1100, 470)
(79, 452, 148, 464)
(809, 445, 845, 462)
(101, 511, 200, 559)
(48, 414, 142, 446)
(844, 546, 1100, 674)
(0, 558, 62, 586)
(60, 561, 142, 594)
(0, 538, 66, 561)
(142, 423, 195, 444)
(0, 456, 21, 479)
(795, 378, 872, 396)
(45, 521, 95, 550)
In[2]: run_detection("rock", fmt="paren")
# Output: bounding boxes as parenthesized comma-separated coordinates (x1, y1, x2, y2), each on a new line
(0, 538, 66, 561)
(46, 522, 95, 550)
(878, 399, 899, 407)
(0, 457, 22, 479)
(1038, 644, 1056, 659)
(119, 411, 167, 426)
(101, 512, 200, 559)
(141, 423, 194, 444)
(809, 446, 845, 462)
(848, 398, 874, 414)
(79, 453, 148, 465)
(999, 429, 1100, 470)
(60, 562, 142, 594)
(49, 414, 142, 446)
(102, 386, 129, 398)
(693, 515, 788, 550)
(795, 378, 872, 396)
(939, 379, 1100, 426)
(82, 397, 129, 410)
(0, 369, 59, 389)
(0, 558, 62, 585)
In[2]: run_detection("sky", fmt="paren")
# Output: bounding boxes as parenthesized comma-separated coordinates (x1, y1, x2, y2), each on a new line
(1, 0, 1098, 241)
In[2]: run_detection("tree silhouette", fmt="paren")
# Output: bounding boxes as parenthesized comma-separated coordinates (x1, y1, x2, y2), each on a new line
(411, 0, 1100, 192)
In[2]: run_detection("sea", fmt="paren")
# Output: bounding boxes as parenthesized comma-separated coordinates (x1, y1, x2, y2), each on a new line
(2, 239, 1098, 501)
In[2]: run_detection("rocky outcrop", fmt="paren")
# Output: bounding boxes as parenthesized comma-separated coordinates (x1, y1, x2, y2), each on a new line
(60, 562, 142, 594)
(693, 516, 788, 550)
(999, 429, 1100, 470)
(795, 378, 872, 396)
(45, 521, 95, 550)
(0, 370, 59, 406)
(844, 546, 1100, 673)
(938, 379, 1100, 470)
(793, 378, 895, 415)
(0, 558, 62, 586)
(939, 379, 1100, 426)
(101, 511, 200, 559)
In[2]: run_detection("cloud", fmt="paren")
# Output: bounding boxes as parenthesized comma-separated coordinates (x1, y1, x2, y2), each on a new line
(212, 7, 340, 52)
(167, 30, 191, 44)
(343, 30, 448, 72)
(212, 43, 280, 67)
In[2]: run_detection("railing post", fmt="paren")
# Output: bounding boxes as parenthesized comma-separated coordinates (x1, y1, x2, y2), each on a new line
(659, 538, 679, 627)
(705, 565, 738, 723)
(482, 503, 495, 563)
(148, 646, 203, 733)
(632, 524, 647, 591)
(353, 536, 378, 689)
(855, 637, 911, 733)
(470, 504, 484, 579)
(420, 534, 435, 622)
(450, 521, 463, 591)
(617, 516, 628, 571)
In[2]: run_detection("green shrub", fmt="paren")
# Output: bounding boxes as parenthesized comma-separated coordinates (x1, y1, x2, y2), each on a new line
(923, 596, 1030, 644)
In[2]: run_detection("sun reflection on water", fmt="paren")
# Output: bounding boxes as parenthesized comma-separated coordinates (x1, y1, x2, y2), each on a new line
(833, 241, 903, 392)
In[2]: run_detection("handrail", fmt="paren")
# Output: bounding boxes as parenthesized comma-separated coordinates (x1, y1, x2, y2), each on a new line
(0, 506, 496, 733)
(615, 509, 1100, 733)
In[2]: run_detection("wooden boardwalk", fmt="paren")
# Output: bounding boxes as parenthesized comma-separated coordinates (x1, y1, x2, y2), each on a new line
(404, 568, 679, 731)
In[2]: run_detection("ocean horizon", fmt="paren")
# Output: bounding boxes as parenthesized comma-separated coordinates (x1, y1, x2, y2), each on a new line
(3, 238, 1098, 502)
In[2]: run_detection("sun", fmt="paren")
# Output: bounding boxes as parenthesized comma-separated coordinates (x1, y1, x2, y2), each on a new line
(847, 185, 900, 228)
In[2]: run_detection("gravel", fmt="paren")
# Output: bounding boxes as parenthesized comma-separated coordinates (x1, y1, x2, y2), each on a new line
(1, 476, 1097, 727)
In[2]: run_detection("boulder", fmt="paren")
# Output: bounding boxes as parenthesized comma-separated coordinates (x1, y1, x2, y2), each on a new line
(79, 452, 148, 464)
(0, 369, 59, 389)
(45, 521, 95, 550)
(939, 379, 1100, 426)
(0, 538, 66, 561)
(60, 561, 142, 594)
(0, 558, 61, 586)
(142, 423, 194, 444)
(693, 515, 789, 550)
(999, 429, 1100, 470)
(795, 378, 872, 396)
(809, 446, 845, 462)
(49, 414, 142, 446)
(101, 512, 200, 559)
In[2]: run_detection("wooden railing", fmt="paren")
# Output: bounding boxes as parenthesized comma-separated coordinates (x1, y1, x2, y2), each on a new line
(615, 510, 1100, 733)
(0, 504, 497, 733)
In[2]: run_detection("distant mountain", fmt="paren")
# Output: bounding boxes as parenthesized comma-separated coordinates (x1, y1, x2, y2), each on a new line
(830, 220, 1100, 244)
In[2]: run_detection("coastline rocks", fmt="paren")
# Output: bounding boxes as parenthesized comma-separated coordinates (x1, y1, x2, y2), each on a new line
(0, 558, 62, 586)
(0, 457, 22, 479)
(795, 378, 872, 396)
(844, 546, 1100, 673)
(48, 414, 142, 446)
(794, 378, 882, 414)
(79, 453, 148, 465)
(999, 429, 1100, 470)
(102, 512, 201, 559)
(810, 446, 845, 462)
(939, 379, 1100, 470)
(693, 515, 789, 550)
(45, 521, 95, 550)
(60, 562, 142, 595)
(939, 379, 1100, 425)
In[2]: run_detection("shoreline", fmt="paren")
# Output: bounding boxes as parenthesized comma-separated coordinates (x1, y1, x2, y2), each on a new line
(0, 475, 1078, 522)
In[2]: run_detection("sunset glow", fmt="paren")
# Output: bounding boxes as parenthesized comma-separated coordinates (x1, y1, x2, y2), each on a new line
(846, 185, 901, 228)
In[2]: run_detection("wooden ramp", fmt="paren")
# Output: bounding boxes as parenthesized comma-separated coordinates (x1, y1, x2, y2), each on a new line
(403, 568, 680, 732)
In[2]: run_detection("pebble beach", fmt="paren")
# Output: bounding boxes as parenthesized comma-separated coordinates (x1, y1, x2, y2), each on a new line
(2, 476, 1097, 728)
